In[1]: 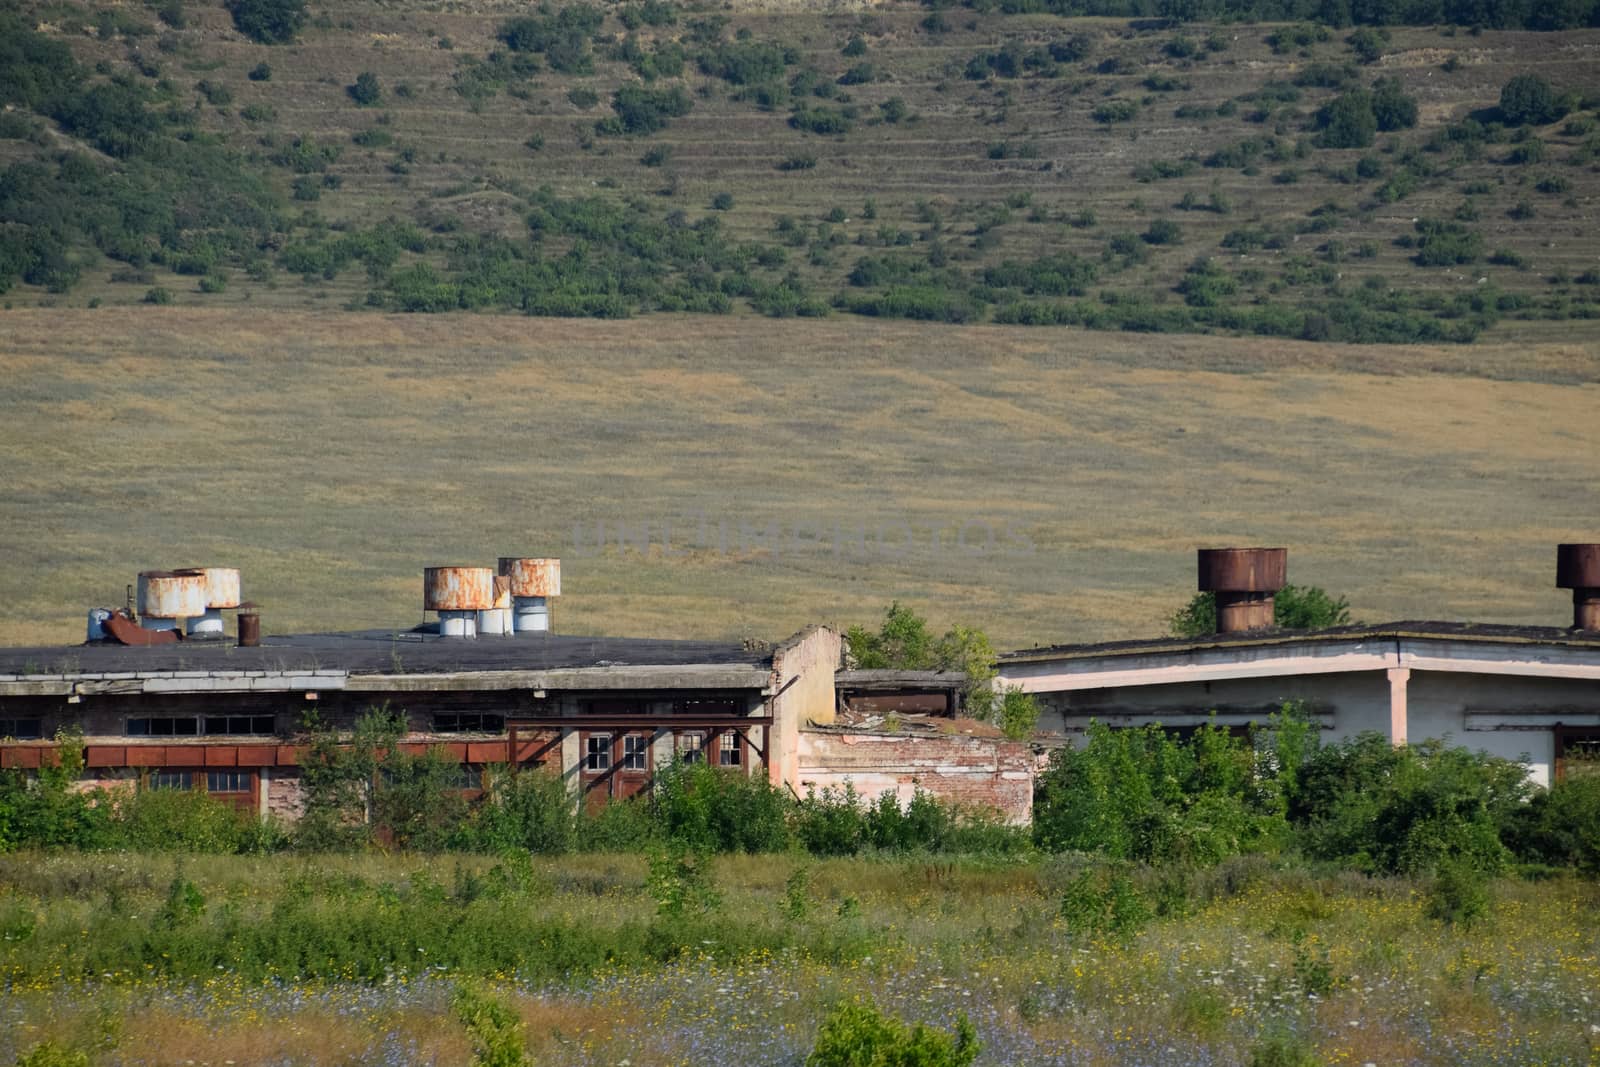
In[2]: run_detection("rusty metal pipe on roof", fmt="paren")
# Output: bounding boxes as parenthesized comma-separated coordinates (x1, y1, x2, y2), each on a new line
(1557, 544, 1600, 631)
(1198, 547, 1287, 634)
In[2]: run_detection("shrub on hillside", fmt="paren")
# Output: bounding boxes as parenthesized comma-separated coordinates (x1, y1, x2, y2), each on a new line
(1499, 73, 1561, 126)
(226, 0, 305, 44)
(1316, 90, 1377, 148)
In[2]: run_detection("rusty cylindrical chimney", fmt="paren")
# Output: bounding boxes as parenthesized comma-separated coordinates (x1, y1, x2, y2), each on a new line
(237, 603, 261, 647)
(1556, 544, 1600, 631)
(1197, 547, 1288, 634)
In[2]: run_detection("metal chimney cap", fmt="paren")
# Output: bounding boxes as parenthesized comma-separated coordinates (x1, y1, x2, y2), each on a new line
(1556, 544, 1600, 589)
(1197, 547, 1288, 593)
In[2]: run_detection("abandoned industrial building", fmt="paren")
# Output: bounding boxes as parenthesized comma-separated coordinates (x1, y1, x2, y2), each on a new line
(0, 558, 1031, 822)
(0, 544, 1597, 823)
(998, 545, 1600, 788)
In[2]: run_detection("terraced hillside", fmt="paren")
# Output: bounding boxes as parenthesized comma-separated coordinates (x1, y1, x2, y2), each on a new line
(3, 0, 1600, 342)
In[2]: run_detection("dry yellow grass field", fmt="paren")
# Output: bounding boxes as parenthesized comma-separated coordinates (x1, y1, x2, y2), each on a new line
(1, 309, 1597, 649)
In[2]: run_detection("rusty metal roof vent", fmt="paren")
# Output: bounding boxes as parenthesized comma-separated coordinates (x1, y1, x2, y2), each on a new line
(1197, 547, 1287, 634)
(423, 566, 496, 638)
(236, 602, 261, 648)
(1556, 544, 1600, 631)
(136, 569, 209, 633)
(498, 557, 561, 634)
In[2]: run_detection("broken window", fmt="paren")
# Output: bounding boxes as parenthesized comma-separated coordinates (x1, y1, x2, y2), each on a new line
(129, 715, 274, 736)
(718, 731, 741, 767)
(676, 730, 706, 763)
(0, 717, 42, 740)
(622, 734, 649, 771)
(202, 715, 277, 735)
(1558, 731, 1600, 780)
(585, 733, 611, 771)
(432, 713, 505, 733)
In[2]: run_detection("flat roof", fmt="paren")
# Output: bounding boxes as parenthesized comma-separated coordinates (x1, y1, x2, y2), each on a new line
(0, 628, 774, 678)
(1000, 621, 1600, 664)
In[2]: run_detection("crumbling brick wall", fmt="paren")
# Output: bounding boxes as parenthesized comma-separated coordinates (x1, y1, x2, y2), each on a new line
(797, 730, 1034, 825)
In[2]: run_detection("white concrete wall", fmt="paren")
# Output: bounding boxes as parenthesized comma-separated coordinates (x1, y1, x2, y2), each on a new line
(1026, 666, 1598, 787)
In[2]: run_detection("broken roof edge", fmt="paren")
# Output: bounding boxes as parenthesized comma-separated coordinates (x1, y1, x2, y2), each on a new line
(999, 620, 1600, 663)
(834, 669, 968, 689)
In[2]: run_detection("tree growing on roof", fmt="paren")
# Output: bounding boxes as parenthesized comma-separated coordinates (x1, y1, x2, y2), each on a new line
(1169, 584, 1352, 637)
(844, 602, 999, 720)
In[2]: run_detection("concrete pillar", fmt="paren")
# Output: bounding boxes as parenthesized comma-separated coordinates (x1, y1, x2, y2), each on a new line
(1387, 667, 1410, 746)
(258, 767, 270, 820)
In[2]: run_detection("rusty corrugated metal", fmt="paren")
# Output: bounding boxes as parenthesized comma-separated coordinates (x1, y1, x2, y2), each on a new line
(137, 569, 209, 618)
(498, 557, 561, 598)
(423, 566, 496, 612)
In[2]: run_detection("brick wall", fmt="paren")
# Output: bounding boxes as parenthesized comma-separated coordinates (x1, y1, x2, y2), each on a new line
(797, 730, 1034, 825)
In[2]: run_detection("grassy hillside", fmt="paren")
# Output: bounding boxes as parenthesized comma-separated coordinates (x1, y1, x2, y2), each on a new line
(2, 0, 1600, 343)
(1, 308, 1596, 649)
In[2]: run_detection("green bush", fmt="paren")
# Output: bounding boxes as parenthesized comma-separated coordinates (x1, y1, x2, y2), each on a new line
(226, 0, 305, 44)
(348, 72, 382, 106)
(1294, 735, 1528, 875)
(1033, 721, 1284, 864)
(1316, 90, 1377, 149)
(459, 767, 576, 854)
(452, 984, 531, 1067)
(1424, 856, 1492, 927)
(807, 1001, 978, 1067)
(653, 759, 792, 853)
(605, 85, 693, 135)
(15, 1042, 89, 1067)
(1503, 773, 1600, 873)
(1059, 869, 1153, 941)
(1170, 584, 1351, 636)
(1499, 73, 1560, 126)
(247, 62, 272, 81)
(1412, 218, 1483, 266)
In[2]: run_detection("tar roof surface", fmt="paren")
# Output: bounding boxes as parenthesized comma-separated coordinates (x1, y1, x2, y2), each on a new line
(999, 621, 1600, 661)
(0, 629, 773, 676)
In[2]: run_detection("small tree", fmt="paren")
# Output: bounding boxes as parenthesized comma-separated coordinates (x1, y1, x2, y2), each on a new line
(226, 0, 305, 44)
(845, 603, 998, 719)
(1316, 90, 1377, 149)
(1370, 77, 1417, 132)
(1169, 584, 1352, 637)
(348, 72, 382, 107)
(1499, 74, 1559, 126)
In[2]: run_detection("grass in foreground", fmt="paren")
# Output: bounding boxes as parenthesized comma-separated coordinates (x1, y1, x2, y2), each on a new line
(0, 852, 1596, 1066)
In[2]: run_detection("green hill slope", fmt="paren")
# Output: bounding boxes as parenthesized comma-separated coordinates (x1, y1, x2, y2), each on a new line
(3, 0, 1599, 343)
